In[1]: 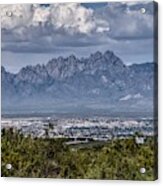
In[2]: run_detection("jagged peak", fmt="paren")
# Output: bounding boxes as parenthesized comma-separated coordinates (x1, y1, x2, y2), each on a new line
(3, 50, 126, 79)
(104, 50, 114, 58)
(57, 56, 64, 61)
(67, 54, 77, 60)
(21, 65, 33, 71)
(90, 51, 102, 59)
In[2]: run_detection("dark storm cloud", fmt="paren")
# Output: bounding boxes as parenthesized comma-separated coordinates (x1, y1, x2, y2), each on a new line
(2, 30, 109, 53)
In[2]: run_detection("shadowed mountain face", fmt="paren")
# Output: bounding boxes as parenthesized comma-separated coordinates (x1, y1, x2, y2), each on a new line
(1, 50, 155, 114)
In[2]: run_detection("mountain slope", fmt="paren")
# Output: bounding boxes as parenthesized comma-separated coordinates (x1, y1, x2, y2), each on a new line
(1, 50, 155, 114)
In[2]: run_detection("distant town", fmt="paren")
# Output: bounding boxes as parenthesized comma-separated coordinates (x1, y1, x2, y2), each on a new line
(1, 117, 155, 143)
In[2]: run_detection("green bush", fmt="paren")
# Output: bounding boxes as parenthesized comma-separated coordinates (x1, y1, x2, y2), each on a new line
(1, 128, 157, 180)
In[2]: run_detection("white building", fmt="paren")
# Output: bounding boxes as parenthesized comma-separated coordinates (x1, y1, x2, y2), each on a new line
(135, 136, 145, 144)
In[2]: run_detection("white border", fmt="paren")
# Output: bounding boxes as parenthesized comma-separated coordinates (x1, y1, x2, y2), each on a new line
(0, 0, 162, 186)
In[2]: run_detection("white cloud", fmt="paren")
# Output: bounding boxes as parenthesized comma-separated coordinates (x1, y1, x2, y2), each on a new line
(1, 3, 109, 35)
(32, 5, 50, 26)
(0, 4, 33, 29)
(50, 3, 96, 34)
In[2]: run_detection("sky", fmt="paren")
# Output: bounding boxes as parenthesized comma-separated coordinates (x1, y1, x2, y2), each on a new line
(1, 1, 155, 73)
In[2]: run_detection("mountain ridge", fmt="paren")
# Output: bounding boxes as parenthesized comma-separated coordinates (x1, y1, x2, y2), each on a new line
(1, 50, 155, 113)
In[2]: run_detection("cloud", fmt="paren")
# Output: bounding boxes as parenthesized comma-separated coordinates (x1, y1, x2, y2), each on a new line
(1, 3, 110, 53)
(1, 3, 109, 35)
(2, 30, 110, 53)
(32, 4, 50, 26)
(1, 5, 33, 29)
(1, 2, 155, 54)
(96, 1, 154, 40)
(50, 3, 96, 34)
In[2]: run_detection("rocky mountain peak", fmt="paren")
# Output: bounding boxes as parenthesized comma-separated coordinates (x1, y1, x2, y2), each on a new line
(1, 50, 154, 112)
(90, 51, 103, 61)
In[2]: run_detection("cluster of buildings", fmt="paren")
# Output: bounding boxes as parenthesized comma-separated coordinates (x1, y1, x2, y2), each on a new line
(1, 117, 154, 142)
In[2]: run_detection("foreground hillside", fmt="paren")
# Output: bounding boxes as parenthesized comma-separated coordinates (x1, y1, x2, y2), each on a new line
(1, 128, 157, 180)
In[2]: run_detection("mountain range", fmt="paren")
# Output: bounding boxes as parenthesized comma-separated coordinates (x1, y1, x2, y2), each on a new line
(1, 50, 156, 115)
